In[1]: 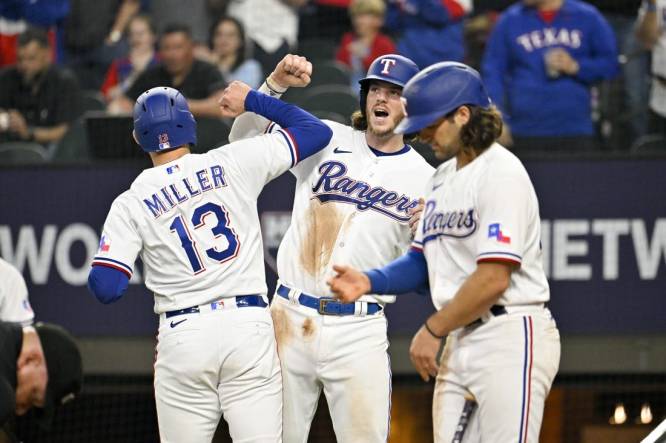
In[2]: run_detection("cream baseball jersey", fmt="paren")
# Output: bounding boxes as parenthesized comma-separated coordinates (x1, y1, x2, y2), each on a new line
(0, 258, 34, 326)
(92, 132, 300, 314)
(231, 116, 434, 303)
(412, 143, 549, 310)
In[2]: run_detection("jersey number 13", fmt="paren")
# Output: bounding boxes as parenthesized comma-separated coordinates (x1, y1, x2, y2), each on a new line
(169, 202, 240, 274)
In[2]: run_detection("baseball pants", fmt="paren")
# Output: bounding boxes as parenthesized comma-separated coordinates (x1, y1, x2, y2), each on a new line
(433, 307, 560, 443)
(154, 305, 282, 443)
(270, 295, 391, 443)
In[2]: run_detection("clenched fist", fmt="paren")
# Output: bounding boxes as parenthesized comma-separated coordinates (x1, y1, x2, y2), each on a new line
(219, 81, 252, 118)
(269, 54, 313, 89)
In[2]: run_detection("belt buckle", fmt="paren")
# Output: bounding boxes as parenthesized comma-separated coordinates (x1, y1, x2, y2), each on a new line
(318, 298, 338, 315)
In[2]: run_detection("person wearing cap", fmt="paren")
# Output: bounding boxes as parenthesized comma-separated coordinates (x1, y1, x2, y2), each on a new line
(328, 62, 560, 442)
(229, 54, 433, 442)
(0, 321, 83, 438)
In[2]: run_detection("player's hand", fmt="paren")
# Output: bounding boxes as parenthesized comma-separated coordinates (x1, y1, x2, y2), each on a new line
(409, 325, 441, 382)
(327, 265, 370, 303)
(409, 198, 425, 237)
(219, 81, 252, 118)
(17, 327, 45, 370)
(269, 54, 312, 89)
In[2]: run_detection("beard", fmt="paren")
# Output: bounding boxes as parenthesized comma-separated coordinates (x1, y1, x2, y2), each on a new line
(367, 113, 403, 138)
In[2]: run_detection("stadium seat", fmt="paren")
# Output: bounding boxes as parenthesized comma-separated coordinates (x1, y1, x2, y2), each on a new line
(297, 39, 337, 63)
(81, 90, 107, 113)
(631, 134, 666, 153)
(0, 141, 48, 164)
(195, 118, 231, 153)
(310, 61, 351, 87)
(52, 118, 90, 162)
(302, 85, 358, 119)
(311, 110, 348, 125)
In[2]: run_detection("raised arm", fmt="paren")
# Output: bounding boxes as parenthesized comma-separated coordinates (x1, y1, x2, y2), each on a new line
(228, 54, 312, 142)
(220, 81, 331, 162)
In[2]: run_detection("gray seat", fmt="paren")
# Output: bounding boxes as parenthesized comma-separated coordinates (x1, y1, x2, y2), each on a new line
(631, 134, 666, 153)
(297, 39, 337, 63)
(302, 85, 358, 120)
(81, 90, 107, 113)
(195, 118, 231, 153)
(0, 141, 48, 164)
(310, 61, 351, 87)
(52, 118, 90, 162)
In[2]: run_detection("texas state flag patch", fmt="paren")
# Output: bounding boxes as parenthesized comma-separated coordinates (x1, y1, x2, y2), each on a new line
(488, 223, 511, 244)
(99, 234, 111, 252)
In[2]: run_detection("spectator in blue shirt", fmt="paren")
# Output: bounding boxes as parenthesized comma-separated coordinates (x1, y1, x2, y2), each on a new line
(385, 0, 472, 69)
(482, 0, 619, 153)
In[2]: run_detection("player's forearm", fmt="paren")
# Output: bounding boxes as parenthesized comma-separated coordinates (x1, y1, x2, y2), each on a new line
(365, 249, 428, 295)
(244, 90, 332, 160)
(228, 82, 279, 142)
(425, 262, 511, 336)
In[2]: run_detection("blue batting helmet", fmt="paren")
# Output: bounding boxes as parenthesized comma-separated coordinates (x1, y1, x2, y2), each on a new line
(133, 87, 197, 152)
(358, 54, 419, 116)
(395, 62, 492, 134)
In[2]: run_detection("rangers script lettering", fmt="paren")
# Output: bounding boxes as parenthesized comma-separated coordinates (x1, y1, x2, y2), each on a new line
(312, 160, 419, 222)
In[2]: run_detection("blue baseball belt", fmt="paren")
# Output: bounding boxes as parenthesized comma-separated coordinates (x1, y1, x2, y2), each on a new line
(465, 305, 508, 328)
(276, 284, 383, 316)
(165, 294, 267, 318)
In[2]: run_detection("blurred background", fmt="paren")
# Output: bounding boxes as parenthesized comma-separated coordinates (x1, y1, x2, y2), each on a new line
(0, 0, 664, 441)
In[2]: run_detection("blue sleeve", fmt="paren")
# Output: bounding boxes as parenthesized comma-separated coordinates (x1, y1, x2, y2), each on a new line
(365, 249, 428, 295)
(22, 0, 69, 26)
(244, 90, 333, 162)
(415, 0, 456, 26)
(385, 1, 403, 30)
(481, 14, 511, 120)
(574, 13, 619, 84)
(87, 265, 130, 304)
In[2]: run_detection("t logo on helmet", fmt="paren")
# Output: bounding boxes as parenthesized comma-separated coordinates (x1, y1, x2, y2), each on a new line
(379, 58, 397, 75)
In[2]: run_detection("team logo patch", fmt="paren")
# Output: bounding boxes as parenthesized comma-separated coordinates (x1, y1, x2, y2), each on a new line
(99, 234, 111, 252)
(158, 133, 171, 150)
(379, 58, 397, 74)
(166, 164, 180, 174)
(22, 299, 33, 313)
(488, 223, 511, 244)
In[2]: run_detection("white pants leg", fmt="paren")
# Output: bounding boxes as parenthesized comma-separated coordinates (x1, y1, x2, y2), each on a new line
(271, 296, 391, 443)
(155, 307, 282, 443)
(271, 300, 323, 443)
(433, 309, 560, 443)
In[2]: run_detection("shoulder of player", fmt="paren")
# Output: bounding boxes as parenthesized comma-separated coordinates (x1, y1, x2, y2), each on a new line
(477, 144, 531, 184)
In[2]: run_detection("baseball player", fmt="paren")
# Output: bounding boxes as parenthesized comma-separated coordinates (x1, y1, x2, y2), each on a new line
(87, 79, 333, 442)
(329, 62, 561, 442)
(229, 54, 434, 442)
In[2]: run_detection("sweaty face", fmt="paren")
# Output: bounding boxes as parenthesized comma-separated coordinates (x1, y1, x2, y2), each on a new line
(159, 32, 194, 75)
(15, 361, 47, 415)
(17, 41, 50, 83)
(365, 81, 404, 138)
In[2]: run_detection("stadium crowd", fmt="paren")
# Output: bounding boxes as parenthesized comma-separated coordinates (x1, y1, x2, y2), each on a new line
(0, 0, 663, 162)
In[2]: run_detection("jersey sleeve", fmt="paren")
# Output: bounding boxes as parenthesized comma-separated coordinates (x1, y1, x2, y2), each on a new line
(91, 195, 142, 278)
(227, 82, 281, 143)
(210, 131, 299, 197)
(0, 261, 34, 326)
(474, 170, 530, 266)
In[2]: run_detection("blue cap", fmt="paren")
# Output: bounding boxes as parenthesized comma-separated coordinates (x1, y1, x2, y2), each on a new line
(359, 54, 419, 89)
